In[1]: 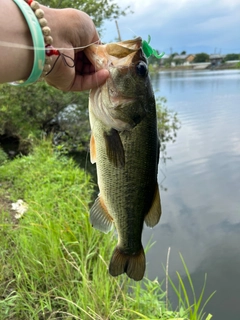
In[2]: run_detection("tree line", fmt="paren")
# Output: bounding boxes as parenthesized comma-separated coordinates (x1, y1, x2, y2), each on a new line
(149, 51, 240, 65)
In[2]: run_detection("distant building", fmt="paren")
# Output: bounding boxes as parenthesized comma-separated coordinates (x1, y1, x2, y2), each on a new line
(209, 54, 226, 66)
(171, 54, 195, 66)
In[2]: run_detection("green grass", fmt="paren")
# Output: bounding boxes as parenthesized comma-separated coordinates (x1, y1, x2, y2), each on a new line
(165, 251, 215, 320)
(0, 147, 8, 165)
(0, 140, 214, 319)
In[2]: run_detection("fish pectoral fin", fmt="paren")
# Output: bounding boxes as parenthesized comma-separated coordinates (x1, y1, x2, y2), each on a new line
(109, 246, 145, 281)
(104, 128, 125, 168)
(90, 196, 114, 234)
(144, 184, 162, 228)
(90, 134, 96, 164)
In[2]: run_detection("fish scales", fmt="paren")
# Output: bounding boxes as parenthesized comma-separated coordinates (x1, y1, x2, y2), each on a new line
(93, 112, 158, 249)
(85, 37, 162, 281)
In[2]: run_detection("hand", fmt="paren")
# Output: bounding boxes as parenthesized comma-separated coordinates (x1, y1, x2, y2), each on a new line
(43, 7, 109, 91)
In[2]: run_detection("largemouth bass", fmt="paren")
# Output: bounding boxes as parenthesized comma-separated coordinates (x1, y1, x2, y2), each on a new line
(85, 37, 161, 281)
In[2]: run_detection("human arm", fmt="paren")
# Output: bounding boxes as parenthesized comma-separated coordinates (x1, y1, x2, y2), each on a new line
(0, 0, 109, 91)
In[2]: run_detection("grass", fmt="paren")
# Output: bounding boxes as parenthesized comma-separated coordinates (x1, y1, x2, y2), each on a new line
(0, 147, 8, 165)
(165, 250, 215, 320)
(0, 140, 214, 319)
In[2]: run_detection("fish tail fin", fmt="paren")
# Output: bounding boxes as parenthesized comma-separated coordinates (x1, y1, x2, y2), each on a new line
(109, 246, 145, 281)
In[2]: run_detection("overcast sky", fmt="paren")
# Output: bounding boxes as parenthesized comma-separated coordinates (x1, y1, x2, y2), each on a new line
(102, 0, 240, 55)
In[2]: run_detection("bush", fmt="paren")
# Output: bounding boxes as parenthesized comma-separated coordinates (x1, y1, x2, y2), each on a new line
(0, 147, 8, 165)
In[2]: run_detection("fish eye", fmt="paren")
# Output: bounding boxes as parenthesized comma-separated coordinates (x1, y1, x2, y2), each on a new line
(136, 62, 148, 77)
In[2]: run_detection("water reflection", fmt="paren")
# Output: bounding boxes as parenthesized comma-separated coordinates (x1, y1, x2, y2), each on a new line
(145, 70, 240, 319)
(190, 236, 240, 319)
(151, 69, 240, 95)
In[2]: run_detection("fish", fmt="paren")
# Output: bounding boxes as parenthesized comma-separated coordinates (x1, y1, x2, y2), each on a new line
(85, 37, 161, 281)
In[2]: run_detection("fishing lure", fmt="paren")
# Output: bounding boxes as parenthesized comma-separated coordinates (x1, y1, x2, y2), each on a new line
(142, 35, 164, 59)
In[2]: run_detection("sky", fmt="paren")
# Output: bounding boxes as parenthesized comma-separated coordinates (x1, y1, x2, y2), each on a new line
(102, 0, 240, 55)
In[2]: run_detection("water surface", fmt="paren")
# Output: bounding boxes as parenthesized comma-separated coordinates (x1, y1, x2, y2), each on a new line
(143, 69, 240, 319)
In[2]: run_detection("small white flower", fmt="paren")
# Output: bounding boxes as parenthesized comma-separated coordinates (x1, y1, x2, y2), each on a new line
(11, 199, 28, 219)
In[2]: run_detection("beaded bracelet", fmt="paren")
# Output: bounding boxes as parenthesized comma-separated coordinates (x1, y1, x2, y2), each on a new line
(24, 0, 58, 76)
(12, 0, 60, 86)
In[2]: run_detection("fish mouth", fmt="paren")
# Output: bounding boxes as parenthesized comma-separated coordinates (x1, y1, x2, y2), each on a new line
(84, 37, 144, 71)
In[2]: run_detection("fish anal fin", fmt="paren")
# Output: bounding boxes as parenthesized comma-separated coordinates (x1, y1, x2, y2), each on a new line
(145, 184, 161, 228)
(109, 246, 145, 281)
(90, 134, 96, 164)
(104, 128, 125, 168)
(90, 196, 113, 234)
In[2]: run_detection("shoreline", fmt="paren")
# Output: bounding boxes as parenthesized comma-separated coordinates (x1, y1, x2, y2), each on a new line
(152, 64, 240, 72)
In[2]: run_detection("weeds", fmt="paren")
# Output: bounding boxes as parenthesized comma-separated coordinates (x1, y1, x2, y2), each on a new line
(166, 252, 215, 320)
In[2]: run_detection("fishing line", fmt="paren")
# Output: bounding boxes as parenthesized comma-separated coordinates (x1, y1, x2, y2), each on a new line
(94, 45, 100, 87)
(0, 39, 103, 76)
(45, 52, 74, 76)
(125, 27, 138, 38)
(0, 39, 101, 51)
(0, 36, 164, 77)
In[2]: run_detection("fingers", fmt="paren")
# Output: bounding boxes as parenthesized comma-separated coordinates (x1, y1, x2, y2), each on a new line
(75, 51, 95, 75)
(43, 8, 108, 92)
(70, 69, 109, 92)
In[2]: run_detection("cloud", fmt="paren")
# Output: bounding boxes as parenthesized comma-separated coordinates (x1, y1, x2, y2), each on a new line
(102, 0, 240, 53)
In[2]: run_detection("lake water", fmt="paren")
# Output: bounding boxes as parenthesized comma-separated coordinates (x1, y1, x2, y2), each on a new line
(143, 69, 240, 319)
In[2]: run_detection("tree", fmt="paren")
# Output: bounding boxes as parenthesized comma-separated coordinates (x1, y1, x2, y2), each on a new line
(0, 82, 90, 153)
(224, 54, 240, 61)
(0, 0, 132, 154)
(156, 97, 180, 163)
(181, 51, 186, 55)
(171, 52, 178, 58)
(41, 0, 131, 29)
(0, 1, 180, 158)
(193, 53, 209, 63)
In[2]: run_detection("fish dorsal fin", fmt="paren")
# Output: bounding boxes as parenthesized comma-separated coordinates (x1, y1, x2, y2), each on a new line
(144, 184, 161, 228)
(90, 196, 114, 234)
(104, 128, 125, 168)
(90, 134, 96, 164)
